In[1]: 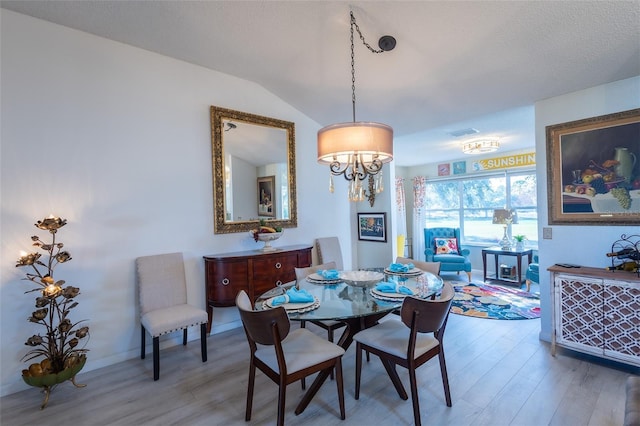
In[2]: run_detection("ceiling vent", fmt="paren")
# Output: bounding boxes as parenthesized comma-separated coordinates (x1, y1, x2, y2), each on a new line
(449, 127, 479, 138)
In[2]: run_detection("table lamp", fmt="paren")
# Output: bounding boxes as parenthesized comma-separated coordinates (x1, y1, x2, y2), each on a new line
(492, 209, 518, 250)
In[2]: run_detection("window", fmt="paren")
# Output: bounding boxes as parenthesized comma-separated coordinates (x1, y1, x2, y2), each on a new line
(425, 171, 537, 245)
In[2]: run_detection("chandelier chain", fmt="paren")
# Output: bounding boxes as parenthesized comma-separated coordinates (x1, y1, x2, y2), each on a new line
(350, 11, 384, 122)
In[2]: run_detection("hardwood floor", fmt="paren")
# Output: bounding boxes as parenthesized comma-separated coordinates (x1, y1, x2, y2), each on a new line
(2, 306, 636, 426)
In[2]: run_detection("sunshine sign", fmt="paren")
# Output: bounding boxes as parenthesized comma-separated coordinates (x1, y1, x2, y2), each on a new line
(472, 152, 535, 172)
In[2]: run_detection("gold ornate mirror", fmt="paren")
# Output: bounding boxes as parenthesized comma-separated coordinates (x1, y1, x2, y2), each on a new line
(210, 106, 297, 234)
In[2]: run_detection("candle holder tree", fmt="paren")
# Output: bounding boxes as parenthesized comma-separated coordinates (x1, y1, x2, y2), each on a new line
(15, 216, 89, 409)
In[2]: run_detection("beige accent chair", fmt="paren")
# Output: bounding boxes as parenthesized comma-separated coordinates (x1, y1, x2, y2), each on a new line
(236, 290, 346, 426)
(395, 256, 441, 275)
(136, 252, 208, 381)
(353, 282, 455, 426)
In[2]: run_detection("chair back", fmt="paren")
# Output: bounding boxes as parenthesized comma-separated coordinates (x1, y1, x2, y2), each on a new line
(136, 252, 187, 316)
(400, 281, 454, 334)
(236, 290, 290, 346)
(395, 256, 441, 275)
(236, 289, 253, 311)
(315, 237, 344, 270)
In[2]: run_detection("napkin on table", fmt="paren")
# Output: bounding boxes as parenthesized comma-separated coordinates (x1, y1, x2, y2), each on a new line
(318, 269, 340, 280)
(271, 287, 315, 306)
(375, 281, 413, 295)
(388, 263, 414, 273)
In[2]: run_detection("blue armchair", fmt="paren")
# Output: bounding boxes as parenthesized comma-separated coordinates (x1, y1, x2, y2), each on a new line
(525, 255, 539, 292)
(424, 228, 472, 282)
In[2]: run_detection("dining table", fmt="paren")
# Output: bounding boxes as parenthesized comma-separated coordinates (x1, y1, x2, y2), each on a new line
(255, 267, 444, 415)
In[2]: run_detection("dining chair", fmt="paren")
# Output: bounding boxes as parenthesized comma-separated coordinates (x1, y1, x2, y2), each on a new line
(136, 252, 208, 381)
(395, 256, 441, 275)
(315, 237, 344, 270)
(295, 261, 346, 342)
(353, 281, 455, 426)
(236, 290, 346, 426)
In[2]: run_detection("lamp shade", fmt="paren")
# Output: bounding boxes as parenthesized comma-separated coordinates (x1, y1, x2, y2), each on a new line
(317, 121, 393, 165)
(492, 208, 518, 224)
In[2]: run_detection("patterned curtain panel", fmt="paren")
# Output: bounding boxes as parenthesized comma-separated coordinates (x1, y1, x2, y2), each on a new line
(412, 176, 427, 261)
(395, 177, 407, 257)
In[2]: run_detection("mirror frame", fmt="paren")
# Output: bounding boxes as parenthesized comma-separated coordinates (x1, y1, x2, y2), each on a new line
(210, 106, 297, 234)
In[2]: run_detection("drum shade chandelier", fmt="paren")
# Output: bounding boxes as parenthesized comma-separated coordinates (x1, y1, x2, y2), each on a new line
(317, 11, 395, 206)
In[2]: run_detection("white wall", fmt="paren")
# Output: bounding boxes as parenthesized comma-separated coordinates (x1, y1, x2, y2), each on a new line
(0, 10, 353, 396)
(535, 75, 640, 341)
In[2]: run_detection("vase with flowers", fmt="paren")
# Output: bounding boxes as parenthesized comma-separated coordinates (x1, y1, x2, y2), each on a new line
(15, 216, 89, 409)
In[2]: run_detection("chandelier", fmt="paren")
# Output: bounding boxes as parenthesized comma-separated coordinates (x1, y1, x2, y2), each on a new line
(317, 11, 395, 206)
(462, 139, 500, 155)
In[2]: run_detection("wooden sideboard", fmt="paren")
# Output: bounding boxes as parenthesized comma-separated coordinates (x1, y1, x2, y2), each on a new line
(203, 244, 312, 331)
(549, 265, 640, 367)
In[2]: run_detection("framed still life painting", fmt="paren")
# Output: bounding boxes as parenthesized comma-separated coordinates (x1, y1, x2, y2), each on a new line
(546, 108, 640, 225)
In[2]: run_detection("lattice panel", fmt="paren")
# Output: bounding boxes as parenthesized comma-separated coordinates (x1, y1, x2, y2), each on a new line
(603, 282, 640, 358)
(558, 277, 603, 348)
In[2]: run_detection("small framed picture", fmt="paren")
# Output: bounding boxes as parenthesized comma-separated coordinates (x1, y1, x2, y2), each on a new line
(357, 212, 387, 242)
(437, 163, 450, 176)
(257, 175, 275, 217)
(453, 161, 466, 175)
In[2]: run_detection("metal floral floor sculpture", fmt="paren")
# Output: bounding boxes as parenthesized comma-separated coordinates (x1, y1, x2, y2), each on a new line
(16, 216, 89, 409)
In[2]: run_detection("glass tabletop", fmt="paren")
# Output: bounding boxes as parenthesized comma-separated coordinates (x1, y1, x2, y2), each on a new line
(256, 270, 444, 321)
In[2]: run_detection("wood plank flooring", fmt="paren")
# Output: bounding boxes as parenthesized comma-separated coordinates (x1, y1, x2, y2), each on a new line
(2, 285, 637, 425)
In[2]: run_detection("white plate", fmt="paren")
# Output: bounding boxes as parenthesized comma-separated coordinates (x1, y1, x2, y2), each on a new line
(371, 287, 413, 299)
(264, 296, 319, 311)
(306, 273, 341, 284)
(384, 267, 423, 277)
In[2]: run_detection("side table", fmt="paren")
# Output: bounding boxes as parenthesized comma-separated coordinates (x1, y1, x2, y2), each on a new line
(482, 246, 533, 286)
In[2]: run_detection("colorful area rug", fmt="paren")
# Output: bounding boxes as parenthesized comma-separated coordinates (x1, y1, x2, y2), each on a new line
(448, 281, 540, 320)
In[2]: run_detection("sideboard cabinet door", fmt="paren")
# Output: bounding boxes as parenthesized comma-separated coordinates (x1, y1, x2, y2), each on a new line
(603, 279, 640, 364)
(554, 274, 604, 357)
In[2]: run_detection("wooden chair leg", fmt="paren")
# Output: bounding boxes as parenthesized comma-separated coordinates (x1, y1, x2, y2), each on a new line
(355, 342, 362, 400)
(152, 336, 160, 381)
(335, 357, 345, 420)
(277, 380, 286, 426)
(140, 326, 146, 359)
(526, 279, 531, 292)
(246, 362, 255, 421)
(200, 323, 208, 362)
(408, 366, 421, 426)
(466, 271, 472, 282)
(183, 328, 187, 345)
(438, 350, 452, 406)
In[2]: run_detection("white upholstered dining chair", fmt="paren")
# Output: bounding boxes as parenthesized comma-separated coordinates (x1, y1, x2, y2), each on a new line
(136, 252, 208, 381)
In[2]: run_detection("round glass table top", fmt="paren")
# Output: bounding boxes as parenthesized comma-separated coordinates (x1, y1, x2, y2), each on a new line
(256, 270, 443, 321)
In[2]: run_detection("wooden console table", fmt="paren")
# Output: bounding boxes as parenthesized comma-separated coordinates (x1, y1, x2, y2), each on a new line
(549, 265, 640, 367)
(203, 244, 312, 332)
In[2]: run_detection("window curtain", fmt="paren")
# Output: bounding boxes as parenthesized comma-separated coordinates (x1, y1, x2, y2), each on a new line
(395, 177, 407, 257)
(412, 176, 427, 261)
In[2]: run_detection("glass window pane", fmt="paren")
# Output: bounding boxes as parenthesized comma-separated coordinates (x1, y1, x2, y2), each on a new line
(511, 174, 537, 207)
(462, 177, 505, 208)
(426, 182, 459, 208)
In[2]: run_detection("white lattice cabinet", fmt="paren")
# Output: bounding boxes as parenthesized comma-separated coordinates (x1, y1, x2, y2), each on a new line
(550, 266, 640, 367)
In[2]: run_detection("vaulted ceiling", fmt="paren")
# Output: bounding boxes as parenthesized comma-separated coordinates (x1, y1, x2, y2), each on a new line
(2, 1, 639, 166)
